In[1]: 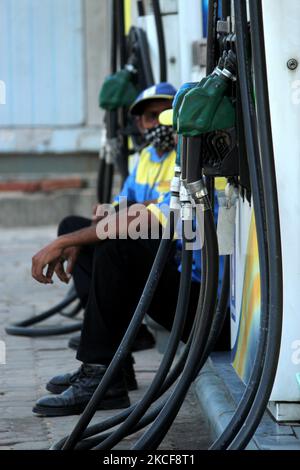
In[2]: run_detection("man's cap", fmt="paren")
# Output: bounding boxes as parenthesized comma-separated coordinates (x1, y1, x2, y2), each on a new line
(130, 82, 177, 115)
(159, 109, 174, 127)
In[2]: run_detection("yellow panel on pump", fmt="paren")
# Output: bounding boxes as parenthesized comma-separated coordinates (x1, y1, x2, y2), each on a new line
(124, 0, 132, 34)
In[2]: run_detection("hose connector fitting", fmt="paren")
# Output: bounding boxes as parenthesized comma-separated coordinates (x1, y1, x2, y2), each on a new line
(170, 166, 181, 211)
(105, 138, 118, 164)
(99, 145, 106, 160)
(187, 179, 211, 211)
(180, 183, 193, 221)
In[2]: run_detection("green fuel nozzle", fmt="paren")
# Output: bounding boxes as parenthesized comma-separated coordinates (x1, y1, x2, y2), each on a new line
(177, 50, 236, 137)
(173, 52, 234, 166)
(177, 51, 236, 204)
(99, 69, 139, 111)
(173, 83, 198, 166)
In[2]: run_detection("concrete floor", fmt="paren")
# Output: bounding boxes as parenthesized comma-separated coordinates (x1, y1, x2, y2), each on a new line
(0, 226, 212, 450)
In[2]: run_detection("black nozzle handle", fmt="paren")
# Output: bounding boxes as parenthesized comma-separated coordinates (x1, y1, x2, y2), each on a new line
(186, 136, 203, 185)
(106, 111, 118, 139)
(180, 136, 188, 181)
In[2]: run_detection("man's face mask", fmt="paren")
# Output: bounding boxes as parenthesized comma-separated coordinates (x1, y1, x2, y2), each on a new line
(143, 125, 175, 153)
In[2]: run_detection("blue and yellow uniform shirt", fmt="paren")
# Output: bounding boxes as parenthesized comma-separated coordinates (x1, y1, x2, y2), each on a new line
(114, 145, 176, 205)
(148, 186, 225, 286)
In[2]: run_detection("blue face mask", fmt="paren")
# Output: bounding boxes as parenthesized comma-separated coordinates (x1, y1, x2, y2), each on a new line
(144, 125, 175, 153)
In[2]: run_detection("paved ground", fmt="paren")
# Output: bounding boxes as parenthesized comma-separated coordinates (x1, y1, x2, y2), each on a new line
(0, 226, 212, 451)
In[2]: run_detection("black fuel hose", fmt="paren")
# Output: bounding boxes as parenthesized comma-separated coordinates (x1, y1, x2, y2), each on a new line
(170, 221, 227, 375)
(126, 234, 228, 452)
(71, 401, 169, 450)
(201, 254, 229, 362)
(206, 0, 218, 214)
(111, 0, 118, 74)
(228, 0, 283, 449)
(51, 329, 195, 450)
(130, 27, 155, 88)
(104, 110, 118, 203)
(186, 137, 202, 184)
(58, 300, 82, 319)
(180, 137, 188, 181)
(5, 322, 82, 338)
(5, 288, 82, 337)
(221, 0, 231, 19)
(116, 0, 130, 189)
(133, 205, 219, 450)
(103, 152, 115, 203)
(61, 211, 177, 450)
(206, 0, 219, 75)
(51, 229, 201, 451)
(93, 223, 193, 449)
(103, 0, 127, 203)
(118, 0, 126, 69)
(6, 287, 77, 328)
(65, 228, 228, 451)
(54, 315, 200, 450)
(133, 137, 219, 450)
(210, 0, 270, 449)
(97, 155, 106, 203)
(97, 0, 118, 203)
(152, 0, 167, 82)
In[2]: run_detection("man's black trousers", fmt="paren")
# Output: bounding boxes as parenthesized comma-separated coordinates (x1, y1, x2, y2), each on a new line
(58, 216, 200, 365)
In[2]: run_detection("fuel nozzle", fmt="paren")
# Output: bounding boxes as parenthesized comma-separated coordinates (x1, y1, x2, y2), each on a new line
(186, 137, 203, 185)
(185, 137, 210, 210)
(180, 136, 188, 183)
(173, 83, 198, 168)
(177, 49, 236, 137)
(179, 134, 207, 208)
(173, 82, 198, 131)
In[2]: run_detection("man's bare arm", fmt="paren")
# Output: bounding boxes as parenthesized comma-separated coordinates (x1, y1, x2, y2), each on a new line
(32, 206, 157, 284)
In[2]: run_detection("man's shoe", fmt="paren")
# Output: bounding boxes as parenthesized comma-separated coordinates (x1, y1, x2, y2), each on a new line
(46, 355, 137, 394)
(33, 364, 130, 417)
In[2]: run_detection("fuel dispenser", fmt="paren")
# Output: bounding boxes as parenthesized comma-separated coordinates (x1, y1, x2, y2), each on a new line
(51, 0, 283, 450)
(231, 0, 300, 424)
(7, 0, 291, 450)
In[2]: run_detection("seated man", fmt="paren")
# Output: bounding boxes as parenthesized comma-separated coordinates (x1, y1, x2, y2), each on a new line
(59, 82, 178, 311)
(31, 83, 199, 416)
(60, 82, 179, 352)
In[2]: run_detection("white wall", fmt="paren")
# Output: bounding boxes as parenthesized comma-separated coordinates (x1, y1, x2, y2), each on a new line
(0, 0, 110, 153)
